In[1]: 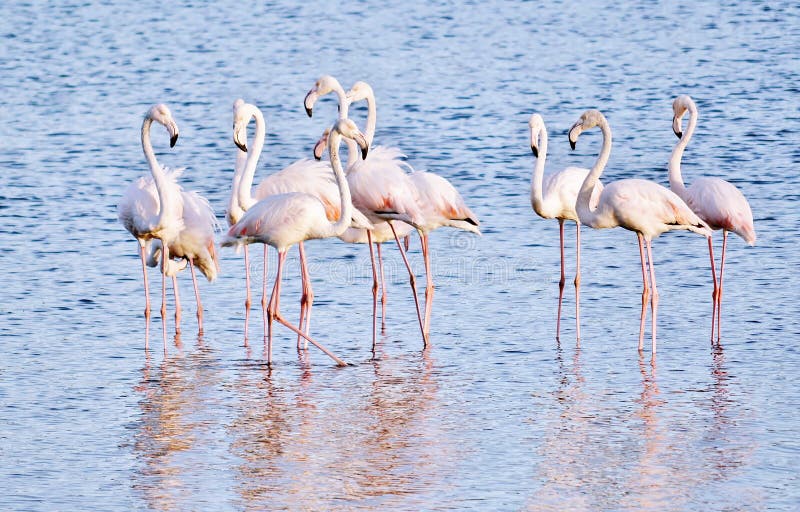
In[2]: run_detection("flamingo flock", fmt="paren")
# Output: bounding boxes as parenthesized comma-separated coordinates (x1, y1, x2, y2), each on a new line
(118, 84, 755, 365)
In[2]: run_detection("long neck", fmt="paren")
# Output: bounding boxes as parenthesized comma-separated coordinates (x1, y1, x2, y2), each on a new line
(530, 127, 548, 214)
(237, 107, 266, 211)
(328, 131, 353, 236)
(576, 119, 612, 224)
(668, 105, 697, 196)
(141, 117, 173, 228)
(227, 142, 248, 225)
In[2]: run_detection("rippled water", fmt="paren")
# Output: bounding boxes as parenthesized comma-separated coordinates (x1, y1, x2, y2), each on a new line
(2, 1, 799, 510)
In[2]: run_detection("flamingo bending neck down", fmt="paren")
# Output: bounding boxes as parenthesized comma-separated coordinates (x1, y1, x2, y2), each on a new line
(228, 99, 371, 342)
(569, 109, 711, 354)
(305, 76, 428, 350)
(118, 104, 218, 343)
(528, 113, 602, 342)
(222, 117, 370, 367)
(669, 94, 756, 342)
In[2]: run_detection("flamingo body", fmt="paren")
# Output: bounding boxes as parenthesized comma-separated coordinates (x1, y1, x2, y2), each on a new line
(409, 170, 480, 235)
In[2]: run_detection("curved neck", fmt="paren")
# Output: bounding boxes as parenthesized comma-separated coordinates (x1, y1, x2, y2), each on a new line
(141, 117, 172, 227)
(237, 107, 266, 211)
(530, 127, 548, 214)
(363, 89, 377, 147)
(227, 142, 248, 225)
(668, 104, 697, 196)
(328, 130, 353, 236)
(576, 119, 612, 223)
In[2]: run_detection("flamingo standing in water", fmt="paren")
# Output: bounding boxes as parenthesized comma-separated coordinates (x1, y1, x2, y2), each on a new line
(528, 113, 602, 342)
(227, 99, 371, 342)
(568, 109, 711, 353)
(222, 117, 369, 367)
(118, 104, 218, 340)
(305, 76, 427, 349)
(669, 95, 756, 342)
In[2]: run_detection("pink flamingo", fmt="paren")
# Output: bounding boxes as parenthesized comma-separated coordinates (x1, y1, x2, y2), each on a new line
(227, 99, 371, 342)
(118, 104, 218, 341)
(221, 118, 369, 367)
(305, 76, 428, 349)
(528, 113, 603, 342)
(669, 95, 756, 342)
(568, 109, 711, 353)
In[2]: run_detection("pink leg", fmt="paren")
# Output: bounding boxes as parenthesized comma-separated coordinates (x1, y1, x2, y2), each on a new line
(139, 241, 152, 322)
(244, 245, 251, 340)
(172, 274, 182, 334)
(646, 238, 659, 354)
(189, 258, 204, 334)
(262, 245, 269, 346)
(717, 231, 728, 343)
(389, 221, 427, 346)
(421, 233, 434, 338)
(377, 242, 387, 331)
(637, 233, 650, 351)
(556, 219, 566, 341)
(296, 242, 314, 350)
(160, 242, 169, 349)
(367, 230, 379, 351)
(707, 236, 718, 342)
(269, 250, 348, 366)
(265, 248, 282, 365)
(574, 222, 582, 342)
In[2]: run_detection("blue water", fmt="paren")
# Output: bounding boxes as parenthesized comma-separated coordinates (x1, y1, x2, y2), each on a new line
(1, 1, 799, 510)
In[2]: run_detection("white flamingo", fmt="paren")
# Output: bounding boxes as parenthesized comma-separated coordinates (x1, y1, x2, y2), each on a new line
(669, 94, 756, 342)
(528, 113, 602, 341)
(222, 117, 369, 367)
(305, 76, 428, 349)
(568, 109, 711, 353)
(118, 104, 218, 339)
(228, 99, 371, 342)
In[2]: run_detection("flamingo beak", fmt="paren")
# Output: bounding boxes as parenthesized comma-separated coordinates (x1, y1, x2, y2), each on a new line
(531, 142, 539, 158)
(168, 121, 179, 148)
(672, 116, 683, 139)
(355, 132, 369, 160)
(568, 123, 582, 150)
(304, 90, 317, 118)
(313, 129, 329, 161)
(233, 123, 248, 152)
(170, 133, 179, 148)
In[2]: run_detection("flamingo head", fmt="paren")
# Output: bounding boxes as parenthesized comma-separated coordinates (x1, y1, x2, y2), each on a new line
(568, 109, 605, 150)
(331, 118, 369, 160)
(304, 75, 343, 117)
(346, 81, 374, 104)
(147, 104, 179, 147)
(233, 101, 258, 152)
(528, 113, 545, 158)
(672, 94, 694, 139)
(313, 127, 330, 161)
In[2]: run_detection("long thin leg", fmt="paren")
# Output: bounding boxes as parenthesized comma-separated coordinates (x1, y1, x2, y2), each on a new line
(265, 248, 282, 365)
(377, 242, 387, 331)
(637, 233, 650, 351)
(269, 250, 348, 366)
(139, 241, 151, 322)
(367, 230, 379, 351)
(574, 222, 581, 342)
(389, 221, 427, 346)
(189, 258, 204, 334)
(556, 219, 566, 342)
(646, 239, 659, 354)
(707, 236, 718, 342)
(297, 242, 314, 350)
(421, 232, 434, 338)
(244, 245, 251, 341)
(717, 230, 728, 343)
(262, 245, 269, 345)
(172, 274, 182, 334)
(160, 242, 169, 349)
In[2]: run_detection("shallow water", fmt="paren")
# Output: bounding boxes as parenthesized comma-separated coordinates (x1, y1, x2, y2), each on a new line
(2, 1, 799, 510)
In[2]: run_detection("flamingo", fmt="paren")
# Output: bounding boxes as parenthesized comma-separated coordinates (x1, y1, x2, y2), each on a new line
(228, 99, 371, 342)
(568, 109, 711, 353)
(669, 94, 756, 342)
(528, 113, 602, 342)
(118, 104, 218, 339)
(221, 117, 370, 367)
(305, 76, 428, 349)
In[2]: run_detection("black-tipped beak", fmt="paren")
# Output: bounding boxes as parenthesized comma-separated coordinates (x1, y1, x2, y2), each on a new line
(531, 145, 539, 158)
(361, 145, 369, 160)
(569, 139, 576, 150)
(235, 139, 247, 152)
(305, 106, 313, 117)
(674, 129, 682, 139)
(304, 90, 316, 117)
(170, 134, 179, 148)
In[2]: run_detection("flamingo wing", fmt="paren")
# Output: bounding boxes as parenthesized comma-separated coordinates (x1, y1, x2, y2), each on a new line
(685, 177, 756, 244)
